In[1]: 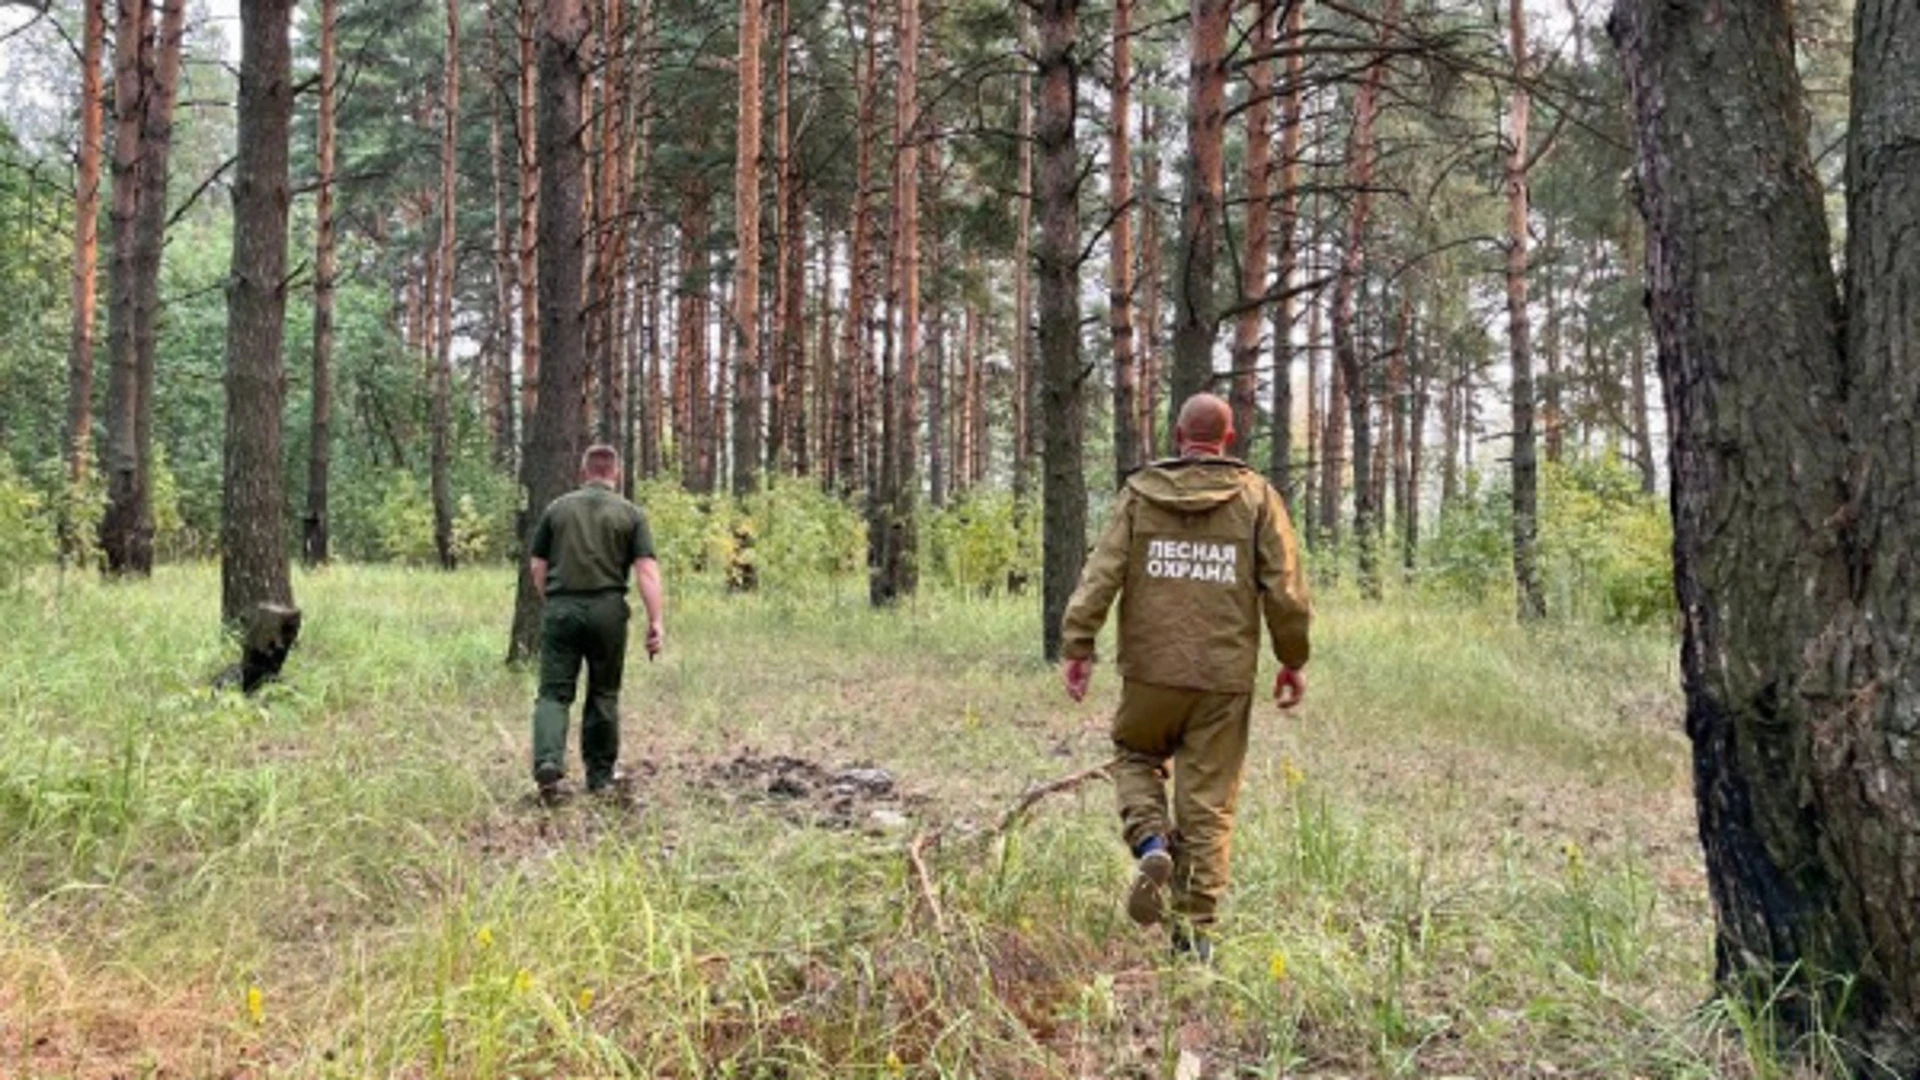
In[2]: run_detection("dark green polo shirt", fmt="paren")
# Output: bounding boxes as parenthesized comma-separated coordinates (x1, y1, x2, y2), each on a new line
(529, 481, 657, 594)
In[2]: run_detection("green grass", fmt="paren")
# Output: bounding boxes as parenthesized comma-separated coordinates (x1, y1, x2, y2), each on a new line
(0, 563, 1779, 1077)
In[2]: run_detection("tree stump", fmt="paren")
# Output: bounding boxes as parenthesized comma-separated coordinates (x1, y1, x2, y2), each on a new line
(215, 602, 302, 694)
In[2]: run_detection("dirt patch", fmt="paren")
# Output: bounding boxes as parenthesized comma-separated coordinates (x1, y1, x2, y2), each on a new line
(701, 751, 923, 832)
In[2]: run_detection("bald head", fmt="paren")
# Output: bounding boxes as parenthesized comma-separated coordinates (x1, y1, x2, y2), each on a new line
(1175, 393, 1234, 456)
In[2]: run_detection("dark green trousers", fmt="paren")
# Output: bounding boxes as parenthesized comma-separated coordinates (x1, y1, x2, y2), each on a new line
(532, 591, 630, 788)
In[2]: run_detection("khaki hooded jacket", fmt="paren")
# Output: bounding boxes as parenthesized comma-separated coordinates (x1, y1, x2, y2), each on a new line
(1060, 457, 1311, 693)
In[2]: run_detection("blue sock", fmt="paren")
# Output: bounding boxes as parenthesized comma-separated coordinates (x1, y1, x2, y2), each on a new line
(1132, 834, 1167, 859)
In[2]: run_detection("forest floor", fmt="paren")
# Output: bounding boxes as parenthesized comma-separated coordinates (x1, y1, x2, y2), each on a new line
(0, 564, 1796, 1078)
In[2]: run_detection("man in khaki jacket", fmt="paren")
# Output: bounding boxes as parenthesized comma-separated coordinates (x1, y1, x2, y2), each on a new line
(1060, 393, 1311, 957)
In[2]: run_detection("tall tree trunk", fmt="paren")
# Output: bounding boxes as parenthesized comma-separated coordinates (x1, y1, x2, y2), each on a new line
(872, 0, 921, 604)
(1505, 0, 1544, 619)
(1268, 0, 1304, 502)
(595, 0, 627, 448)
(1330, 0, 1396, 592)
(1037, 0, 1084, 660)
(1010, 20, 1035, 514)
(431, 0, 460, 570)
(103, 0, 182, 576)
(65, 0, 105, 497)
(839, 1, 877, 495)
(1615, 0, 1920, 1068)
(1230, 0, 1273, 445)
(770, 0, 803, 473)
(1542, 215, 1565, 464)
(304, 0, 339, 567)
(1108, 0, 1140, 479)
(516, 0, 541, 446)
(1304, 233, 1320, 535)
(509, 0, 590, 662)
(731, 0, 764, 496)
(1138, 97, 1162, 458)
(1169, 0, 1229, 418)
(222, 0, 296, 625)
(1388, 289, 1411, 573)
(486, 0, 517, 468)
(1407, 305, 1429, 574)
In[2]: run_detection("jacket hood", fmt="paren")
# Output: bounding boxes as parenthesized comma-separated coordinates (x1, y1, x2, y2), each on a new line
(1125, 457, 1252, 512)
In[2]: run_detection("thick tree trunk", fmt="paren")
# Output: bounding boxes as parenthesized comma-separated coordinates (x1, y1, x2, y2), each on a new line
(871, 0, 921, 604)
(1037, 0, 1084, 660)
(103, 0, 182, 576)
(509, 0, 590, 663)
(1230, 0, 1273, 446)
(221, 0, 297, 626)
(1329, 0, 1396, 590)
(431, 0, 460, 570)
(731, 0, 764, 497)
(1506, 0, 1544, 619)
(1169, 0, 1229, 418)
(65, 0, 104, 497)
(1108, 0, 1140, 480)
(304, 0, 339, 567)
(1268, 0, 1304, 502)
(1615, 0, 1920, 1070)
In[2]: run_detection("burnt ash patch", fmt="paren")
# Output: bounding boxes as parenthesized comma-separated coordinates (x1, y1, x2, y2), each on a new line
(703, 751, 920, 832)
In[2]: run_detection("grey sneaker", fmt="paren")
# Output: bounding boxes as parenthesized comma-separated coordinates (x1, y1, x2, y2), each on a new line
(1127, 848, 1174, 926)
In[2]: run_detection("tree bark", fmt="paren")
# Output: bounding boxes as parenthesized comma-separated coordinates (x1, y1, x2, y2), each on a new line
(509, 0, 590, 663)
(1037, 0, 1084, 660)
(1506, 0, 1544, 619)
(731, 0, 765, 497)
(1138, 96, 1161, 459)
(221, 0, 296, 626)
(872, 0, 922, 604)
(431, 0, 460, 570)
(1108, 0, 1141, 480)
(1230, 0, 1274, 446)
(517, 0, 541, 447)
(1268, 0, 1305, 503)
(103, 0, 183, 576)
(838, 0, 877, 496)
(65, 0, 105, 495)
(486, 0, 517, 469)
(304, 0, 339, 567)
(1169, 0, 1229, 419)
(1329, 0, 1396, 591)
(1615, 0, 1920, 1068)
(1011, 18, 1035, 514)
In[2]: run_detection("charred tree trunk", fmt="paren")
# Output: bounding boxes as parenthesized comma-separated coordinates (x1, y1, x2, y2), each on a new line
(1230, 0, 1274, 446)
(304, 0, 339, 567)
(1169, 0, 1229, 418)
(1037, 0, 1084, 660)
(1615, 0, 1920, 1070)
(431, 0, 460, 570)
(222, 0, 296, 625)
(1108, 0, 1141, 479)
(731, 0, 765, 497)
(65, 0, 105, 499)
(1506, 0, 1544, 619)
(509, 0, 590, 663)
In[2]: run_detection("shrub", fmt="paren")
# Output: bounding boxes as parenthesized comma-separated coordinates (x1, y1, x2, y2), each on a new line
(0, 455, 53, 588)
(736, 477, 867, 592)
(925, 490, 1037, 595)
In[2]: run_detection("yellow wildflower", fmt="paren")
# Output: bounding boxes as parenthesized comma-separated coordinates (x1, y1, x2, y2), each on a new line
(1267, 951, 1289, 982)
(512, 968, 534, 996)
(885, 1050, 906, 1077)
(1281, 758, 1305, 789)
(577, 987, 595, 1012)
(246, 984, 265, 1026)
(475, 925, 495, 951)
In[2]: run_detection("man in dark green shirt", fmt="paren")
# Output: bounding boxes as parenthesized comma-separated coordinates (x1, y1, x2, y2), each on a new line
(527, 444, 665, 798)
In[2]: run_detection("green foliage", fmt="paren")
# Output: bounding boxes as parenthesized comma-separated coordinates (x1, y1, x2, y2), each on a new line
(925, 491, 1038, 595)
(371, 471, 438, 565)
(734, 478, 867, 592)
(0, 455, 53, 588)
(629, 479, 728, 581)
(1419, 457, 1674, 626)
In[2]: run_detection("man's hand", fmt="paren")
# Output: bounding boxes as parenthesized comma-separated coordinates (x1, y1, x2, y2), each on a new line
(645, 619, 664, 660)
(1273, 666, 1306, 710)
(1062, 657, 1093, 702)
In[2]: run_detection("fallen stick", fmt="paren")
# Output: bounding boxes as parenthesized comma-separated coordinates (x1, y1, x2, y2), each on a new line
(987, 757, 1119, 841)
(906, 829, 946, 934)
